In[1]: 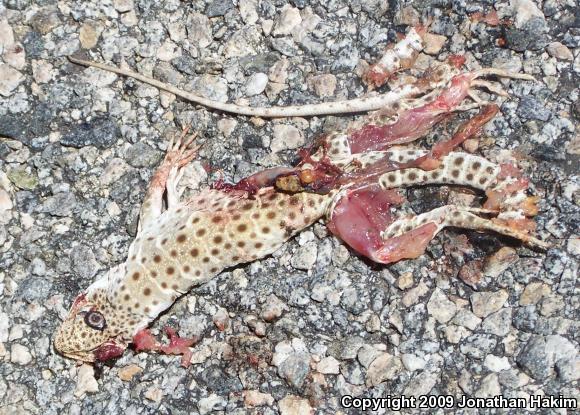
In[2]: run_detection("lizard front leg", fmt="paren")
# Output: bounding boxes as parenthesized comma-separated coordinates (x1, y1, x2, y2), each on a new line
(133, 326, 199, 367)
(138, 128, 199, 233)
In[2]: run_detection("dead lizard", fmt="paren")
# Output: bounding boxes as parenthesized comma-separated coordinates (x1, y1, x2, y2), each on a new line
(54, 27, 549, 366)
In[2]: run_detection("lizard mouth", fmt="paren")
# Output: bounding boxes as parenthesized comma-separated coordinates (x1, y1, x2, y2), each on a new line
(93, 340, 126, 362)
(58, 340, 126, 363)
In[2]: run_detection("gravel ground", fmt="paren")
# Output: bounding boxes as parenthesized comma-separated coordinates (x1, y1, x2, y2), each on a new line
(1, 0, 579, 414)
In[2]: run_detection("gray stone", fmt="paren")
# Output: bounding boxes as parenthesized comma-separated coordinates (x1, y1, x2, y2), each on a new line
(271, 124, 304, 153)
(366, 353, 402, 386)
(460, 334, 497, 359)
(278, 352, 310, 388)
(39, 192, 77, 217)
(22, 31, 44, 59)
(471, 290, 508, 318)
(328, 336, 364, 360)
(186, 13, 212, 48)
(0, 64, 24, 97)
(70, 245, 100, 280)
(240, 53, 280, 75)
(30, 7, 61, 34)
(206, 0, 234, 17)
(481, 308, 512, 336)
(505, 17, 548, 52)
(427, 288, 457, 323)
(125, 142, 163, 168)
(340, 360, 365, 385)
(517, 336, 553, 380)
(270, 38, 298, 57)
(517, 97, 551, 122)
(17, 277, 52, 303)
(60, 117, 120, 149)
(244, 73, 268, 96)
(340, 286, 366, 315)
(556, 355, 580, 382)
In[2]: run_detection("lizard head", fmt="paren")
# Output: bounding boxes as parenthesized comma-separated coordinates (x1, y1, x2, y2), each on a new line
(54, 265, 138, 363)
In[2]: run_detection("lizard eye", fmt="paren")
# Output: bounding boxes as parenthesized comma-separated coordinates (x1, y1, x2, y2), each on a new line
(84, 311, 106, 331)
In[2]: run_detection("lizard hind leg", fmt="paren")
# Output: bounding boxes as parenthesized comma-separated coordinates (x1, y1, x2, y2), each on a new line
(379, 205, 550, 265)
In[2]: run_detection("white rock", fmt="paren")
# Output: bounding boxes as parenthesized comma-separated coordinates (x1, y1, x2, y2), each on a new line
(427, 288, 457, 323)
(269, 58, 289, 83)
(113, 0, 134, 13)
(11, 344, 32, 365)
(74, 364, 99, 397)
(316, 356, 340, 374)
(198, 394, 226, 414)
(0, 312, 10, 342)
(308, 74, 336, 97)
(401, 353, 427, 371)
(272, 341, 294, 367)
(366, 353, 402, 386)
(452, 309, 482, 330)
(291, 241, 317, 270)
(31, 60, 56, 83)
(217, 118, 238, 137)
(83, 66, 118, 87)
(8, 324, 23, 341)
(144, 386, 163, 402)
(272, 5, 302, 36)
(223, 26, 261, 58)
(546, 42, 573, 61)
(545, 335, 577, 362)
(187, 13, 212, 48)
(484, 355, 511, 372)
(471, 289, 509, 318)
(402, 280, 429, 307)
(244, 390, 274, 407)
(476, 373, 501, 398)
(245, 72, 268, 96)
(0, 17, 14, 52)
(423, 33, 447, 55)
(121, 10, 138, 26)
(444, 325, 470, 344)
(0, 189, 12, 213)
(354, 344, 382, 369)
(190, 74, 228, 102)
(3, 43, 26, 70)
(542, 59, 557, 76)
(271, 124, 304, 152)
(278, 395, 312, 415)
(157, 40, 180, 61)
(167, 21, 186, 43)
(0, 64, 24, 97)
(239, 0, 259, 25)
(509, 0, 545, 29)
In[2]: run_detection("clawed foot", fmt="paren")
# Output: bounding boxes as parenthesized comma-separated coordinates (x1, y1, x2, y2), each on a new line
(163, 126, 202, 208)
(133, 327, 200, 367)
(463, 67, 535, 107)
(164, 125, 201, 168)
